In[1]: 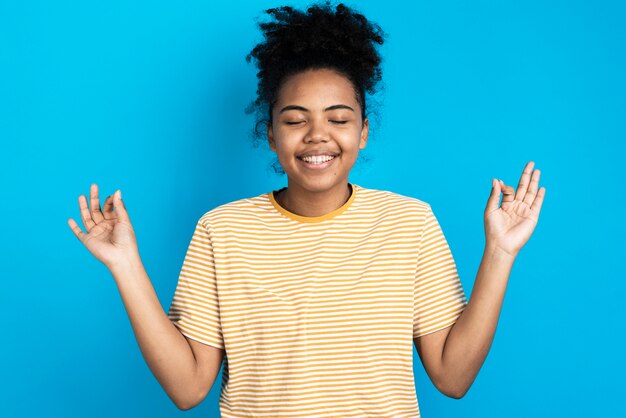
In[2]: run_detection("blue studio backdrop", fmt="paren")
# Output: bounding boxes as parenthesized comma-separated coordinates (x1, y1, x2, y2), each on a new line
(1, 0, 625, 417)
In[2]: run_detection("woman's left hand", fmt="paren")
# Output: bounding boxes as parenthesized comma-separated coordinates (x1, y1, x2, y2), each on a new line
(484, 161, 546, 259)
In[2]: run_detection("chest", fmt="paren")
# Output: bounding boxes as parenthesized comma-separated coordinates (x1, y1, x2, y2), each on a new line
(211, 219, 420, 346)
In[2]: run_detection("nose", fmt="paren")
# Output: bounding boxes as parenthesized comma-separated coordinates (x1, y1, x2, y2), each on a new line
(304, 117, 330, 143)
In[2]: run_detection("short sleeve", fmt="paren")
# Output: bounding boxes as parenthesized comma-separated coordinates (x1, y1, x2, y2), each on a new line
(413, 205, 468, 338)
(167, 218, 224, 349)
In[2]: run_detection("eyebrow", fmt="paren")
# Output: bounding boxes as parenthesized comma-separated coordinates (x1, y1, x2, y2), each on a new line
(279, 104, 355, 114)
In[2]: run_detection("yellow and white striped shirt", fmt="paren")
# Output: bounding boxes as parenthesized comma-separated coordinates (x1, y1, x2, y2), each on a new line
(167, 183, 467, 417)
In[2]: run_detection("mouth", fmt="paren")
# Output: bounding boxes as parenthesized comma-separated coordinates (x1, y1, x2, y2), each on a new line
(296, 154, 338, 170)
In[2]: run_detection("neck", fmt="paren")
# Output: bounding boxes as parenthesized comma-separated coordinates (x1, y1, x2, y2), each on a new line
(276, 181, 352, 217)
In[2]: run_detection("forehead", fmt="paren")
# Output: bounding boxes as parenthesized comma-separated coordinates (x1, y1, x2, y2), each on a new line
(276, 68, 358, 106)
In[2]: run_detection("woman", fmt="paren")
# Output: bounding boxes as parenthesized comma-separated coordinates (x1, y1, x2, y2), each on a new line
(67, 2, 545, 416)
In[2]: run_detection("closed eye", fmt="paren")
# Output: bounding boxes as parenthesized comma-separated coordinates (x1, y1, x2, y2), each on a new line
(285, 120, 348, 125)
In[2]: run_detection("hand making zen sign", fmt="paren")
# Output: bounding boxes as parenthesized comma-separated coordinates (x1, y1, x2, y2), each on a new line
(484, 161, 546, 259)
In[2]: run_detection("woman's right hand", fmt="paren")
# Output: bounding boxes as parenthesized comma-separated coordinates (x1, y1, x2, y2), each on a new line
(68, 184, 139, 270)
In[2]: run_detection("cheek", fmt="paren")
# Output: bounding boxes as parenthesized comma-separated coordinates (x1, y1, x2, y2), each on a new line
(338, 132, 362, 152)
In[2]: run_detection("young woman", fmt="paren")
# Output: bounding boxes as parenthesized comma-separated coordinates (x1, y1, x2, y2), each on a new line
(68, 2, 545, 417)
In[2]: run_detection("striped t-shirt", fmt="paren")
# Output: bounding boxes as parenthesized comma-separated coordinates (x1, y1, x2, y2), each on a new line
(167, 182, 468, 417)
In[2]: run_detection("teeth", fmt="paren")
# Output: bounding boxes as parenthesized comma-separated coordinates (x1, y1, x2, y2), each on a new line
(301, 155, 335, 164)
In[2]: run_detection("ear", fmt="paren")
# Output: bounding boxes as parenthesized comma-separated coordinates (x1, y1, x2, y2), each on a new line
(267, 120, 276, 152)
(359, 117, 369, 150)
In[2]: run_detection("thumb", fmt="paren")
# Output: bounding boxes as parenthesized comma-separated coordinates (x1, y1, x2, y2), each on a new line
(113, 189, 131, 223)
(485, 178, 501, 215)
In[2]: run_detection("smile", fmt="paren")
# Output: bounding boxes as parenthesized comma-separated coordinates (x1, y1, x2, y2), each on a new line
(297, 154, 337, 170)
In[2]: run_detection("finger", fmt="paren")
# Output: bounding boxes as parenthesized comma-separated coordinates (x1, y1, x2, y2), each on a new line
(112, 190, 131, 224)
(485, 178, 501, 214)
(515, 161, 534, 202)
(67, 218, 88, 243)
(90, 183, 105, 224)
(499, 179, 515, 210)
(102, 195, 117, 220)
(79, 194, 96, 232)
(531, 186, 546, 215)
(523, 169, 541, 207)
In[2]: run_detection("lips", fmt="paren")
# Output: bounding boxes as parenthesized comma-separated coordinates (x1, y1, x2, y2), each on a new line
(296, 150, 340, 158)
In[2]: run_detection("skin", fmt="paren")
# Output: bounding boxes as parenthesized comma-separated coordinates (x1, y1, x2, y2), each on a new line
(67, 67, 546, 404)
(267, 68, 369, 217)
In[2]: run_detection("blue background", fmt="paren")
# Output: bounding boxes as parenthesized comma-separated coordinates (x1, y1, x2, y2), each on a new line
(2, 0, 625, 417)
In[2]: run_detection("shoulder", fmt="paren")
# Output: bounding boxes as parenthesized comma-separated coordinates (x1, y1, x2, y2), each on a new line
(197, 192, 270, 229)
(355, 184, 432, 220)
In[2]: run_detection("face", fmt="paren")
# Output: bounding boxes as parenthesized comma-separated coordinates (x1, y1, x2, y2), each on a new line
(267, 68, 369, 193)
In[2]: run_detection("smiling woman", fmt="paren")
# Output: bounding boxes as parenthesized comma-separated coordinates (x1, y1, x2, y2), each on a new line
(68, 0, 545, 417)
(169, 2, 470, 415)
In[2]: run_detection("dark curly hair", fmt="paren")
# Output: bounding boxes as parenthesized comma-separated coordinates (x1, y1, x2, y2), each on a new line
(245, 1, 387, 175)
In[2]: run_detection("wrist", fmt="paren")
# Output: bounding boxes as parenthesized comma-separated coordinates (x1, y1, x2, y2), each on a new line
(484, 243, 517, 264)
(108, 252, 144, 277)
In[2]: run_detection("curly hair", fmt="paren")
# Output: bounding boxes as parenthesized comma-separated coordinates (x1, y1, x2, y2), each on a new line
(245, 1, 387, 175)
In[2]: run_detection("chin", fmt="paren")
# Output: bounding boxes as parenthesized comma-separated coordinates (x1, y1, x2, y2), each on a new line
(289, 175, 347, 191)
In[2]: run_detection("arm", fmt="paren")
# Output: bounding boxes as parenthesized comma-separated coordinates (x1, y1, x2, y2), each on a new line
(68, 187, 224, 409)
(414, 244, 514, 398)
(415, 162, 545, 398)
(111, 256, 224, 410)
